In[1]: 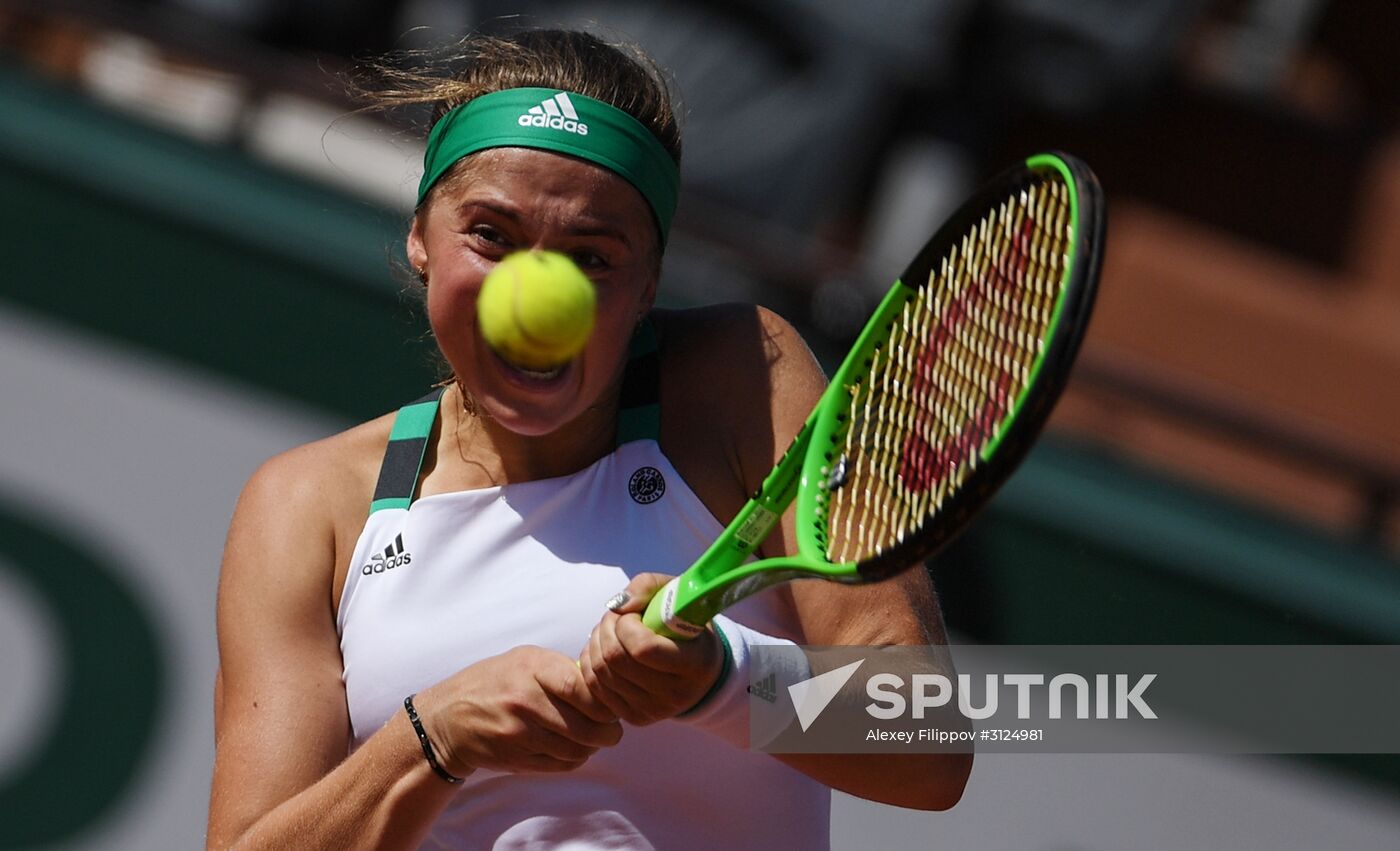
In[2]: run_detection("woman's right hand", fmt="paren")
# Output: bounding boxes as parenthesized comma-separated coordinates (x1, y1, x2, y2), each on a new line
(412, 645, 623, 777)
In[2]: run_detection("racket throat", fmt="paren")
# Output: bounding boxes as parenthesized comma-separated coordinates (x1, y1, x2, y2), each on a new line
(642, 561, 818, 640)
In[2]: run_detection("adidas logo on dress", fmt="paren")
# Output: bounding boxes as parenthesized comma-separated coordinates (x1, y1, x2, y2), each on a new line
(362, 533, 412, 576)
(518, 92, 589, 135)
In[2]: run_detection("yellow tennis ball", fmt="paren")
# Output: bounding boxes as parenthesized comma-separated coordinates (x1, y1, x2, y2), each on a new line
(477, 251, 597, 370)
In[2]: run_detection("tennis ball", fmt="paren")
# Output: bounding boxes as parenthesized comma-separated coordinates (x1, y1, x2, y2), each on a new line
(477, 251, 597, 370)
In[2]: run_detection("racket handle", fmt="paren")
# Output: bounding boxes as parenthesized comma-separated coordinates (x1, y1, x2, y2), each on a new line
(642, 578, 708, 641)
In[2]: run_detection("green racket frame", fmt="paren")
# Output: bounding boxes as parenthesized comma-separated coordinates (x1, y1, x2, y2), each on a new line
(643, 152, 1104, 639)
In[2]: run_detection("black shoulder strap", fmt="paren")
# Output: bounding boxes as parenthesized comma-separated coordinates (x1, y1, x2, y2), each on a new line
(368, 388, 444, 514)
(616, 318, 660, 445)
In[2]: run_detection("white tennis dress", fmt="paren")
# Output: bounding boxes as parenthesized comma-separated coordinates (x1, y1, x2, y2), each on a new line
(337, 330, 830, 850)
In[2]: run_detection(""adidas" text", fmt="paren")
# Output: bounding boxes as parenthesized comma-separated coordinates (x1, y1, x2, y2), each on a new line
(362, 533, 413, 576)
(518, 92, 589, 136)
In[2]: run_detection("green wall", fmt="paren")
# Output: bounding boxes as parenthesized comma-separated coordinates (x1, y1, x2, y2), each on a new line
(0, 62, 438, 421)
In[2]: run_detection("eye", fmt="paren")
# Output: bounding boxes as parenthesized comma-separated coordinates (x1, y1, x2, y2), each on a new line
(469, 225, 512, 252)
(570, 250, 608, 271)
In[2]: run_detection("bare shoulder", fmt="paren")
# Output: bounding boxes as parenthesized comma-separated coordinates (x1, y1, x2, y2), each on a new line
(653, 304, 826, 419)
(235, 413, 394, 539)
(654, 303, 814, 365)
(219, 411, 397, 619)
(652, 305, 827, 522)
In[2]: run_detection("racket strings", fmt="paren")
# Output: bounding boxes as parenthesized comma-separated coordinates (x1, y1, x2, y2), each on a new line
(825, 177, 1072, 565)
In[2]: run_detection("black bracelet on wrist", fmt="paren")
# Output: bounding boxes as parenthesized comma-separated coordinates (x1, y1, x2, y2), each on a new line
(403, 694, 464, 784)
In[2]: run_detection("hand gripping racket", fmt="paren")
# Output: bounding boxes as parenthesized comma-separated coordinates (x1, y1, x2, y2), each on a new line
(642, 152, 1106, 639)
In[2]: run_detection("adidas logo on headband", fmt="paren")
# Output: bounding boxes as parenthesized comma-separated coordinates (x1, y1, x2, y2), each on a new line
(518, 92, 589, 136)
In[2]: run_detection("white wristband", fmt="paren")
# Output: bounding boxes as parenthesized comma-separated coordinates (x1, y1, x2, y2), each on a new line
(673, 615, 810, 750)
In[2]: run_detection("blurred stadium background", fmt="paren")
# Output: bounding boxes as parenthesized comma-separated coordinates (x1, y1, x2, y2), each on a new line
(1, 0, 1398, 848)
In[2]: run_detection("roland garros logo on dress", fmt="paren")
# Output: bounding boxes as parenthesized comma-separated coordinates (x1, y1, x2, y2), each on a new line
(629, 467, 665, 504)
(518, 92, 589, 135)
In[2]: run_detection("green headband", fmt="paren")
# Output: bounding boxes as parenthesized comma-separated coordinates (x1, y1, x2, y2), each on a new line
(418, 87, 680, 242)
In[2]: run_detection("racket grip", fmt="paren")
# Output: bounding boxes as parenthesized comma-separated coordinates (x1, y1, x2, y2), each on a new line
(642, 578, 708, 641)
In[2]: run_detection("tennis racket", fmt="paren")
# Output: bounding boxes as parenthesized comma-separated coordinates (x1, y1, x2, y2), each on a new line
(642, 152, 1106, 639)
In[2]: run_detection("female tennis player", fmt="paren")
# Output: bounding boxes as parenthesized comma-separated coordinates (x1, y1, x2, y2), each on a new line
(207, 28, 970, 850)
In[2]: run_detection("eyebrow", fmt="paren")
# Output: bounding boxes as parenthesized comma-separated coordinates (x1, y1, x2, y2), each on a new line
(458, 199, 634, 247)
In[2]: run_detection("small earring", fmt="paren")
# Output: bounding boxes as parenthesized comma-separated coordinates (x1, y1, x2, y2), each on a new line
(416, 266, 428, 285)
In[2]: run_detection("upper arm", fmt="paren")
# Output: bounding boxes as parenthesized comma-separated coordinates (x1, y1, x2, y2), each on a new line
(721, 307, 946, 647)
(660, 304, 945, 646)
(208, 447, 357, 847)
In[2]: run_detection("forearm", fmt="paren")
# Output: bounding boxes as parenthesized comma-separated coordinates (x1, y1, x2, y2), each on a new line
(768, 641, 972, 810)
(212, 710, 459, 851)
(680, 615, 972, 811)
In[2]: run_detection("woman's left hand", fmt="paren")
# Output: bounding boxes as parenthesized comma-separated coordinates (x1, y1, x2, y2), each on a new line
(578, 573, 725, 725)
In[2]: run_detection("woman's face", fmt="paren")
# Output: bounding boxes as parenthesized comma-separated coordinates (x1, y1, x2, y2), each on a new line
(408, 147, 660, 437)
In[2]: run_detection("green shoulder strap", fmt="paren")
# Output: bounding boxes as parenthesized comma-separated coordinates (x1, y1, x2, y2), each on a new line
(368, 388, 444, 513)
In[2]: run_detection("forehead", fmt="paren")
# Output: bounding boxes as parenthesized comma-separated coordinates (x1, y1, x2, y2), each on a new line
(433, 148, 655, 231)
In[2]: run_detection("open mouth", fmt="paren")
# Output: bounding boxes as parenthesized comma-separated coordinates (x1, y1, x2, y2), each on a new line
(491, 349, 574, 388)
(514, 363, 566, 380)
